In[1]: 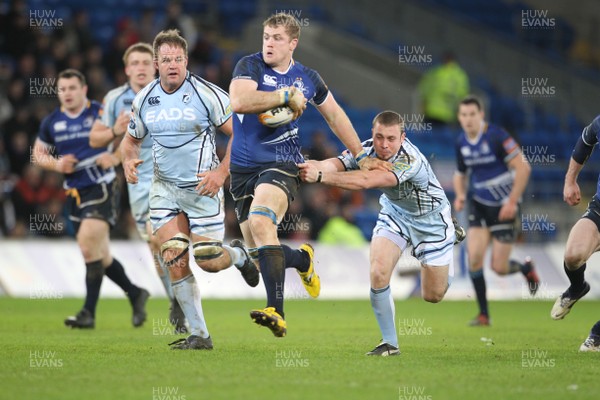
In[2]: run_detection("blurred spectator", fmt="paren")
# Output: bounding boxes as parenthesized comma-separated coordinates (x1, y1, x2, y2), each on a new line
(318, 205, 367, 247)
(139, 8, 160, 44)
(418, 52, 469, 126)
(306, 130, 338, 161)
(11, 165, 58, 225)
(6, 130, 30, 175)
(163, 0, 198, 49)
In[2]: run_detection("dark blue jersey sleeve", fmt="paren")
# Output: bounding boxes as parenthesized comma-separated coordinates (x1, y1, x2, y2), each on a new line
(37, 113, 55, 146)
(490, 127, 520, 164)
(304, 67, 329, 106)
(581, 115, 600, 146)
(455, 138, 467, 173)
(232, 54, 262, 83)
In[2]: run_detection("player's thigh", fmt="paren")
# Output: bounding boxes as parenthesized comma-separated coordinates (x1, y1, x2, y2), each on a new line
(252, 183, 289, 221)
(369, 235, 402, 289)
(564, 218, 600, 267)
(466, 227, 490, 269)
(420, 264, 449, 303)
(77, 218, 110, 262)
(490, 238, 514, 274)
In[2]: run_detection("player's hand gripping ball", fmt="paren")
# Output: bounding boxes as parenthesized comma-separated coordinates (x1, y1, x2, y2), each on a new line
(258, 105, 295, 128)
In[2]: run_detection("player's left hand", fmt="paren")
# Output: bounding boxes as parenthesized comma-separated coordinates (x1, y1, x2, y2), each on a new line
(498, 200, 517, 221)
(358, 157, 392, 171)
(298, 161, 319, 183)
(96, 152, 120, 170)
(196, 168, 227, 197)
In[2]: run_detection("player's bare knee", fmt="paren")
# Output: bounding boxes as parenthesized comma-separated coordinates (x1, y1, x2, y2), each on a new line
(370, 263, 390, 288)
(193, 240, 225, 272)
(423, 289, 445, 303)
(248, 206, 278, 239)
(490, 261, 508, 275)
(564, 248, 586, 270)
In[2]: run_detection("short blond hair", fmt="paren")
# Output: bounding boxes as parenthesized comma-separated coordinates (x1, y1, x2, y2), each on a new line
(263, 12, 301, 40)
(122, 42, 153, 66)
(153, 29, 188, 58)
(372, 111, 406, 134)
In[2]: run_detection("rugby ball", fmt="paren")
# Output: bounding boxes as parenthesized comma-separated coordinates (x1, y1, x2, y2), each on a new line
(258, 106, 294, 128)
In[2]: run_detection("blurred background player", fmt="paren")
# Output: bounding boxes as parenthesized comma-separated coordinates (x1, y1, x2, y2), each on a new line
(453, 95, 539, 326)
(88, 42, 186, 333)
(550, 115, 600, 352)
(300, 111, 456, 356)
(228, 12, 385, 337)
(418, 51, 469, 127)
(33, 68, 149, 329)
(122, 29, 259, 350)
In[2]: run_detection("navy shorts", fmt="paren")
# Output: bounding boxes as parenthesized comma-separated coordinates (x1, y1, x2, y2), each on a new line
(582, 195, 600, 232)
(229, 162, 300, 223)
(66, 180, 120, 233)
(468, 199, 519, 243)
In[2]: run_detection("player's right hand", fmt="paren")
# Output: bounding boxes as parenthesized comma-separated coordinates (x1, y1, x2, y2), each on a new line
(113, 112, 130, 136)
(298, 161, 319, 183)
(56, 154, 78, 174)
(124, 159, 144, 184)
(287, 87, 307, 120)
(454, 196, 465, 212)
(563, 181, 581, 206)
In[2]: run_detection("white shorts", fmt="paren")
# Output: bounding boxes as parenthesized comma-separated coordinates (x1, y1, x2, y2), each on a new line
(149, 178, 225, 240)
(126, 147, 153, 240)
(373, 198, 455, 272)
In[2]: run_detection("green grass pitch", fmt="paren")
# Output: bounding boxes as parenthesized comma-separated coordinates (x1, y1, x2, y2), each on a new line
(1, 297, 599, 400)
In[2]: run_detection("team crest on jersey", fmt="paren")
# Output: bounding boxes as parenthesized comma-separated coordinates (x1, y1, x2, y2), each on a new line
(263, 74, 277, 87)
(182, 93, 191, 104)
(83, 116, 93, 128)
(293, 78, 309, 95)
(53, 121, 67, 132)
(460, 146, 471, 157)
(480, 142, 490, 154)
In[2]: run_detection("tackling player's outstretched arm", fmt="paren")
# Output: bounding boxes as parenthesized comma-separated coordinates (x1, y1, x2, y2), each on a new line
(300, 160, 397, 190)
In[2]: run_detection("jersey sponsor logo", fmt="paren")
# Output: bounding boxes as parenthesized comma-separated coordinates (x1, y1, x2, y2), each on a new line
(123, 99, 133, 105)
(146, 108, 196, 123)
(53, 121, 67, 132)
(263, 74, 277, 87)
(148, 96, 161, 106)
(68, 124, 82, 132)
(393, 161, 411, 172)
(182, 93, 191, 104)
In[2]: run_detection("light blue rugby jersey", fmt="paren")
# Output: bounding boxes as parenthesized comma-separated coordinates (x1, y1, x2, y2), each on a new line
(338, 138, 449, 216)
(127, 71, 231, 188)
(102, 83, 153, 178)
